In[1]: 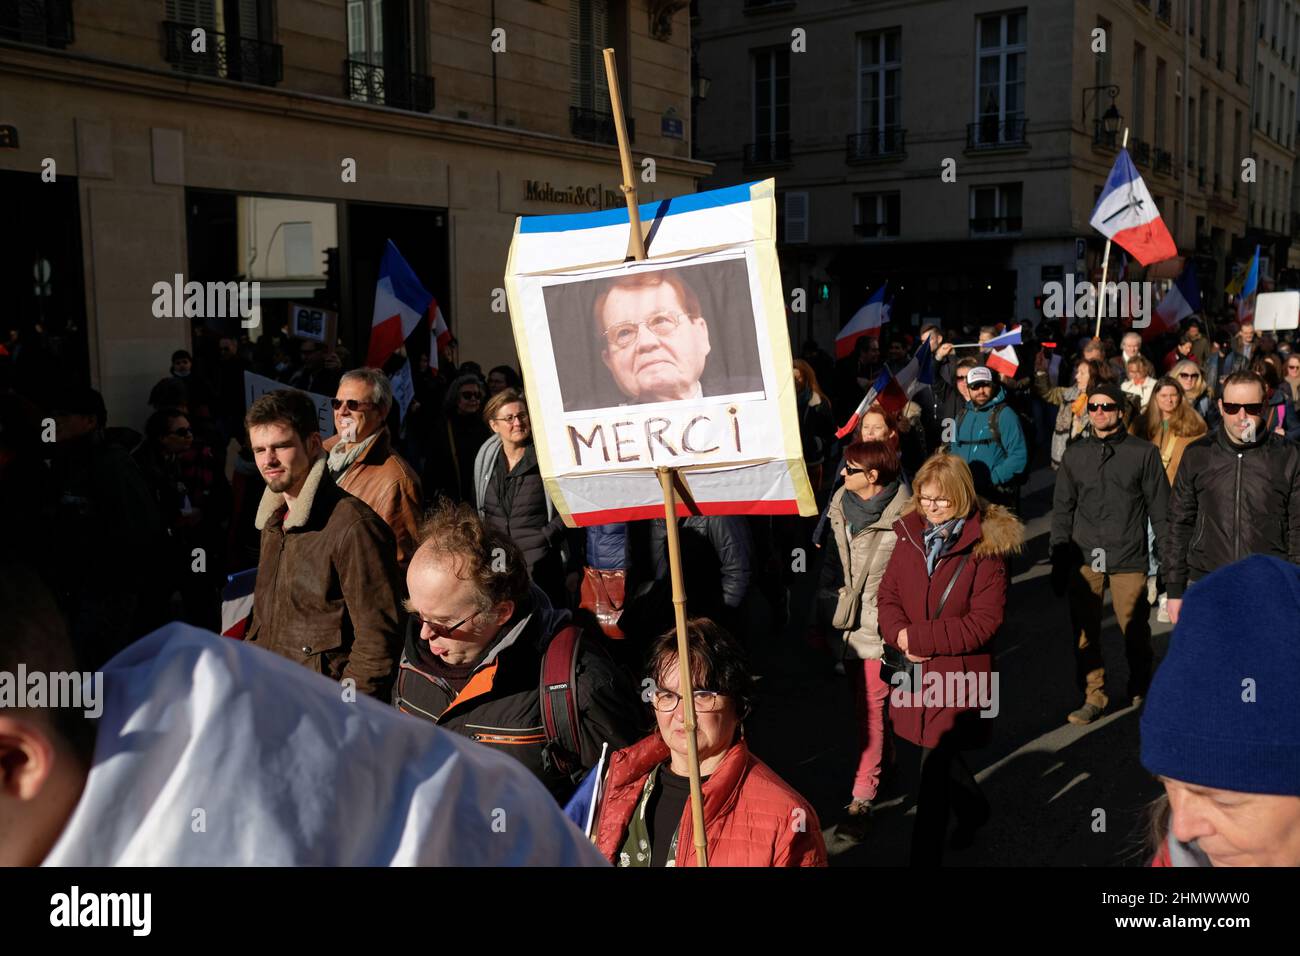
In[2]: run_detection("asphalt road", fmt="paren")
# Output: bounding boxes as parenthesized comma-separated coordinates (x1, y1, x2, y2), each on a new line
(741, 462, 1173, 867)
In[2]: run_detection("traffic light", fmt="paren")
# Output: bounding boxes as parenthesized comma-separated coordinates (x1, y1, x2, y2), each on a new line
(818, 282, 830, 302)
(321, 247, 340, 306)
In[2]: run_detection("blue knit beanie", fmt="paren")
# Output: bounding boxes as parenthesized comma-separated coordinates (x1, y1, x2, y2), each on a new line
(1140, 555, 1300, 795)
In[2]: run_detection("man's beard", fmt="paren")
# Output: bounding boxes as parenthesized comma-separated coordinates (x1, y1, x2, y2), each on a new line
(264, 471, 294, 493)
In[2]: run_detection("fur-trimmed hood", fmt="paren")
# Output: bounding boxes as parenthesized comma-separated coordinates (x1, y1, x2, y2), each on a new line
(254, 455, 327, 531)
(897, 497, 1024, 560)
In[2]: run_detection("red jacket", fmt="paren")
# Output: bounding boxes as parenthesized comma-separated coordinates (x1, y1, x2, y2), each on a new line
(877, 503, 1023, 748)
(591, 734, 827, 867)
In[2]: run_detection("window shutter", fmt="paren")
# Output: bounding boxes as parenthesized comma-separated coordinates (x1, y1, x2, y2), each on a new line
(785, 192, 809, 243)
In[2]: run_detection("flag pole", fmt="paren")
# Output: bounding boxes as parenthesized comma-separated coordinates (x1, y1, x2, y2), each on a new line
(603, 47, 708, 866)
(603, 49, 647, 261)
(1094, 128, 1130, 340)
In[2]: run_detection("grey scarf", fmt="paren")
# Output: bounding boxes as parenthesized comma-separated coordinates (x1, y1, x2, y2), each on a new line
(327, 431, 378, 479)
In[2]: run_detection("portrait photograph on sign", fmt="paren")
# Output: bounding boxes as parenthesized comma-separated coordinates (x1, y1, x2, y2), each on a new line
(542, 256, 766, 414)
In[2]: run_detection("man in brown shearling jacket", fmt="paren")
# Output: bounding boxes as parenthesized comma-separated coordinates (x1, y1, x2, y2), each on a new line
(244, 389, 403, 699)
(323, 368, 423, 571)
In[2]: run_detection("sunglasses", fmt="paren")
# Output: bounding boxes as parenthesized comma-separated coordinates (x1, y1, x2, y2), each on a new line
(410, 608, 482, 641)
(460, 391, 482, 401)
(1221, 401, 1264, 415)
(968, 381, 993, 390)
(330, 399, 377, 411)
(1086, 402, 1120, 413)
(168, 427, 193, 437)
(844, 465, 864, 476)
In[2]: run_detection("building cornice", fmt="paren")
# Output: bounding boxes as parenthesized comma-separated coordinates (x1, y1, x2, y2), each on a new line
(0, 41, 713, 179)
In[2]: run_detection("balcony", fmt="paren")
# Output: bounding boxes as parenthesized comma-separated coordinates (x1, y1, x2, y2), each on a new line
(1130, 138, 1151, 165)
(744, 134, 792, 166)
(344, 59, 434, 112)
(163, 21, 282, 86)
(846, 127, 905, 162)
(1093, 121, 1121, 150)
(0, 0, 74, 48)
(1153, 148, 1173, 176)
(569, 107, 632, 145)
(1156, 0, 1172, 24)
(968, 116, 1028, 150)
(970, 215, 1022, 235)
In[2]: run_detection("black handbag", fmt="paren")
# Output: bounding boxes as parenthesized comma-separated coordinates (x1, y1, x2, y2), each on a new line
(880, 552, 971, 683)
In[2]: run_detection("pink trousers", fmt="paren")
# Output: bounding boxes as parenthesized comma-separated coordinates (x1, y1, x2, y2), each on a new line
(851, 658, 891, 801)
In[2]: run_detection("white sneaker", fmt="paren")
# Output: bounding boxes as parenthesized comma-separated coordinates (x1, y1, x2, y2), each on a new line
(1157, 593, 1170, 623)
(1146, 576, 1158, 604)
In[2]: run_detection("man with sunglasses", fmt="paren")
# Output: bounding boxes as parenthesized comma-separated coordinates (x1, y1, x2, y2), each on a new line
(244, 389, 403, 699)
(323, 369, 423, 571)
(1050, 381, 1169, 724)
(949, 364, 1028, 507)
(1165, 370, 1300, 625)
(396, 500, 641, 802)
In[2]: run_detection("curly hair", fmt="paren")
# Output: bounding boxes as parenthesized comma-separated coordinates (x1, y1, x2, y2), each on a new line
(414, 499, 531, 611)
(645, 618, 757, 721)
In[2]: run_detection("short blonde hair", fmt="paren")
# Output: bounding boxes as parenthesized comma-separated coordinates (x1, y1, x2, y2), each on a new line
(906, 451, 977, 519)
(483, 387, 526, 426)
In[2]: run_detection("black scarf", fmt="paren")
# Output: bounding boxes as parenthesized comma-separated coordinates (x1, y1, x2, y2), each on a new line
(842, 479, 899, 535)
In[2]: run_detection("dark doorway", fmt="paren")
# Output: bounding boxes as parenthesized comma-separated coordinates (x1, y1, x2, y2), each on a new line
(346, 201, 450, 364)
(0, 169, 89, 404)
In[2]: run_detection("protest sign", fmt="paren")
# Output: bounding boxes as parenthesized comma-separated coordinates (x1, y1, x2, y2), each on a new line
(1253, 291, 1300, 332)
(289, 302, 338, 345)
(243, 370, 335, 439)
(504, 178, 815, 526)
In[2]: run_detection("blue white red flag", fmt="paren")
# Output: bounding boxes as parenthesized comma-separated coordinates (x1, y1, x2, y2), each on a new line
(835, 284, 888, 359)
(1089, 150, 1177, 266)
(220, 568, 257, 639)
(367, 240, 434, 368)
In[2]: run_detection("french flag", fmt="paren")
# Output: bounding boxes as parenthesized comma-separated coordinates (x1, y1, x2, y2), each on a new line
(429, 300, 451, 371)
(220, 568, 257, 639)
(1234, 246, 1260, 323)
(366, 240, 434, 369)
(835, 284, 889, 359)
(986, 346, 1020, 378)
(1150, 263, 1201, 341)
(835, 339, 933, 439)
(1089, 149, 1177, 266)
(982, 326, 1023, 349)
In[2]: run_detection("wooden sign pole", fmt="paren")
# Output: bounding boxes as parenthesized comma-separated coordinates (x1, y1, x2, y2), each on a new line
(601, 46, 707, 866)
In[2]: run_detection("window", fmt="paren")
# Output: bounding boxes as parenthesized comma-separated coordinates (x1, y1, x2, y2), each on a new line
(1132, 43, 1146, 140)
(165, 0, 279, 85)
(1216, 0, 1226, 64)
(570, 0, 610, 114)
(974, 10, 1026, 146)
(1214, 97, 1224, 189)
(854, 192, 901, 238)
(1237, 2, 1247, 78)
(347, 0, 382, 68)
(857, 30, 901, 140)
(782, 192, 808, 243)
(1155, 58, 1167, 149)
(970, 183, 1022, 234)
(753, 47, 791, 156)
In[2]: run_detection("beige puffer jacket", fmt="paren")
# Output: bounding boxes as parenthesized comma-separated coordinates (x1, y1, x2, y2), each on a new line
(826, 483, 909, 659)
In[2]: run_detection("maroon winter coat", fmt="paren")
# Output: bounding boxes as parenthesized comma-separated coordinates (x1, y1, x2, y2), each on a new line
(877, 503, 1023, 748)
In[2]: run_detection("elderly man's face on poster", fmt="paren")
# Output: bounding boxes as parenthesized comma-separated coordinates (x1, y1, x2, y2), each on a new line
(596, 275, 712, 403)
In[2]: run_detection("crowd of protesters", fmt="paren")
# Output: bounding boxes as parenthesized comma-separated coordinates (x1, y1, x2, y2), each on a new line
(2, 297, 1299, 869)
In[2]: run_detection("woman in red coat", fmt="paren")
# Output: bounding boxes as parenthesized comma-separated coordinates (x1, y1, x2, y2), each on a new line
(590, 619, 827, 867)
(878, 452, 1023, 865)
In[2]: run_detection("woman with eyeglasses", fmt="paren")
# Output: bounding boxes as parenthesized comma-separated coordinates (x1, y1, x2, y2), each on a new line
(1033, 354, 1108, 468)
(422, 373, 491, 506)
(132, 406, 230, 629)
(473, 388, 574, 606)
(588, 618, 827, 867)
(1169, 359, 1217, 429)
(816, 440, 909, 831)
(1281, 354, 1300, 441)
(877, 451, 1023, 865)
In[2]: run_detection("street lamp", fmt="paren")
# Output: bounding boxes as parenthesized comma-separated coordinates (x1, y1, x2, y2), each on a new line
(1082, 84, 1122, 147)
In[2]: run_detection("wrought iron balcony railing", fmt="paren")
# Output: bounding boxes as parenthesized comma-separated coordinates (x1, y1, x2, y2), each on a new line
(744, 134, 793, 166)
(162, 20, 282, 86)
(569, 106, 632, 145)
(0, 0, 74, 48)
(968, 116, 1028, 149)
(846, 127, 905, 162)
(344, 58, 434, 112)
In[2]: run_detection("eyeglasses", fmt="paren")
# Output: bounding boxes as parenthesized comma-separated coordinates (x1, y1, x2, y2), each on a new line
(601, 312, 692, 351)
(168, 427, 193, 438)
(651, 688, 724, 713)
(1221, 401, 1264, 415)
(410, 608, 482, 640)
(844, 465, 864, 476)
(1086, 402, 1120, 413)
(330, 398, 378, 411)
(918, 495, 952, 508)
(494, 413, 529, 424)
